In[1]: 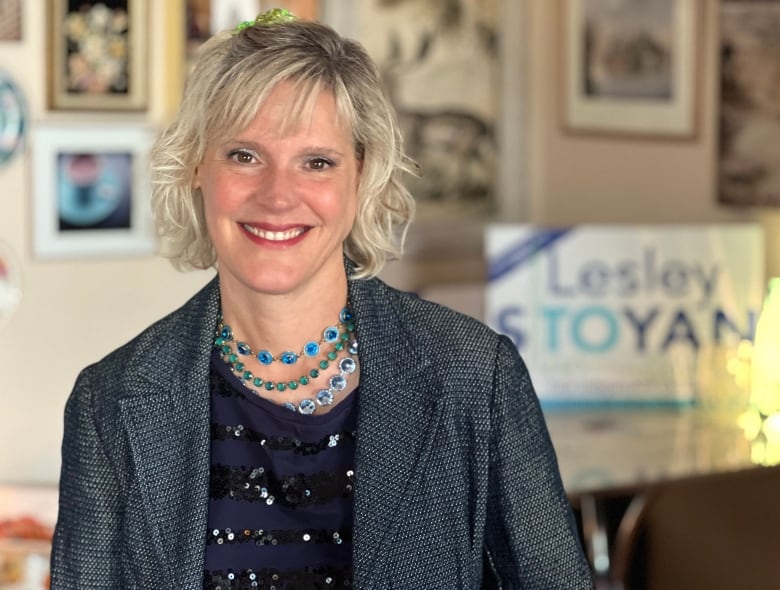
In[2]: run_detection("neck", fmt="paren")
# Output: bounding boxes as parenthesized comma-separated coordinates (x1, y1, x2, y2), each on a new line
(217, 272, 349, 353)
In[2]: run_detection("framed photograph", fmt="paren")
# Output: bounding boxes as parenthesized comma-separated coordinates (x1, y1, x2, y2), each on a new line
(718, 0, 780, 207)
(0, 0, 22, 41)
(0, 484, 58, 589)
(562, 0, 699, 138)
(32, 124, 156, 259)
(47, 0, 148, 111)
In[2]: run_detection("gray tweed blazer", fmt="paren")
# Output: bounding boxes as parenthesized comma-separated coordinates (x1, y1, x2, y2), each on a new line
(51, 273, 593, 589)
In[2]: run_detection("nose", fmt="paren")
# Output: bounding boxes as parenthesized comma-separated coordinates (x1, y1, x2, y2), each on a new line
(259, 164, 299, 210)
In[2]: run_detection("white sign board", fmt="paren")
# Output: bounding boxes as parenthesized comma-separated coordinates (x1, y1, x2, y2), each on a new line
(485, 225, 764, 405)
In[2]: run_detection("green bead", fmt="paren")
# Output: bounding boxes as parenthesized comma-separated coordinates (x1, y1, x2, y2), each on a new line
(334, 342, 344, 351)
(327, 351, 337, 361)
(277, 382, 287, 392)
(264, 381, 275, 391)
(228, 353, 238, 363)
(288, 381, 298, 390)
(235, 362, 245, 371)
(300, 376, 309, 385)
(222, 345, 231, 354)
(310, 369, 319, 378)
(341, 333, 349, 342)
(319, 360, 329, 370)
(215, 337, 226, 346)
(346, 322, 355, 332)
(243, 371, 252, 380)
(253, 377, 264, 387)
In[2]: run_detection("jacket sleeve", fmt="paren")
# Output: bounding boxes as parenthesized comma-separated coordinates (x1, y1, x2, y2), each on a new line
(483, 335, 594, 589)
(50, 368, 125, 589)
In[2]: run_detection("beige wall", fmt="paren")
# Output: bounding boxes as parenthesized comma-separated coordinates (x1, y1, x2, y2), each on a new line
(0, 0, 777, 484)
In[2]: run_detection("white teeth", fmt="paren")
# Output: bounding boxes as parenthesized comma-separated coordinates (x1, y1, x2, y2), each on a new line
(242, 224, 305, 241)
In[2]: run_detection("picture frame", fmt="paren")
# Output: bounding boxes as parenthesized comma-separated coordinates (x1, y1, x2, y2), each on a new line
(718, 0, 780, 207)
(32, 124, 156, 259)
(0, 484, 58, 589)
(561, 0, 699, 138)
(0, 0, 22, 41)
(186, 0, 320, 63)
(47, 0, 148, 111)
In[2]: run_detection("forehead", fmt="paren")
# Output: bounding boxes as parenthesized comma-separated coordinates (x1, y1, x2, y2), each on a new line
(222, 80, 354, 147)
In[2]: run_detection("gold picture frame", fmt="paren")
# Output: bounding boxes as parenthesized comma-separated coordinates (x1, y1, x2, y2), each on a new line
(47, 0, 148, 111)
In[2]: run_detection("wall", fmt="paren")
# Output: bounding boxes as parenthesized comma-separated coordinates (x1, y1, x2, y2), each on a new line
(0, 1, 213, 484)
(1, 0, 778, 484)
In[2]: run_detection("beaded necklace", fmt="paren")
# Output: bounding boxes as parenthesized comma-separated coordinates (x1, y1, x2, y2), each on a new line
(213, 307, 358, 415)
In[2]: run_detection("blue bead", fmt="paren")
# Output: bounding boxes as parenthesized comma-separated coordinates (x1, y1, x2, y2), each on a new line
(323, 326, 339, 343)
(221, 325, 233, 340)
(299, 399, 316, 414)
(280, 351, 298, 365)
(330, 374, 347, 391)
(348, 339, 358, 355)
(283, 402, 296, 412)
(339, 357, 356, 374)
(316, 389, 334, 405)
(339, 307, 353, 322)
(257, 350, 273, 365)
(303, 341, 319, 357)
(237, 342, 251, 355)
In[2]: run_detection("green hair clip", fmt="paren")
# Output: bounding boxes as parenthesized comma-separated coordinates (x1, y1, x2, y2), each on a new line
(233, 8, 297, 34)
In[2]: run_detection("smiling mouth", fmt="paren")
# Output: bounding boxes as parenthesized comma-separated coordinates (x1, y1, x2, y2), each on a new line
(241, 224, 307, 241)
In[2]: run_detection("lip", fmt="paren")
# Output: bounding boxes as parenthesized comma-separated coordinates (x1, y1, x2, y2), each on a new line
(240, 222, 310, 247)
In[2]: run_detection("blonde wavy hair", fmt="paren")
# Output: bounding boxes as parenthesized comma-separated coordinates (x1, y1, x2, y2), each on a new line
(150, 18, 416, 278)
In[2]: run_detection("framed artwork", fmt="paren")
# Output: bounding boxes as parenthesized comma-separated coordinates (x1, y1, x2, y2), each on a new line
(561, 0, 699, 138)
(32, 124, 156, 259)
(0, 484, 58, 589)
(186, 0, 320, 62)
(47, 0, 148, 110)
(718, 0, 780, 207)
(0, 0, 22, 41)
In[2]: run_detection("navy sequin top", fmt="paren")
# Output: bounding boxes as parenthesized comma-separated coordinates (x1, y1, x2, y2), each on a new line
(204, 350, 357, 589)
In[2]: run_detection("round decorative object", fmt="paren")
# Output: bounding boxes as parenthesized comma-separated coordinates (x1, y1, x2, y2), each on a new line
(0, 72, 26, 166)
(0, 240, 22, 328)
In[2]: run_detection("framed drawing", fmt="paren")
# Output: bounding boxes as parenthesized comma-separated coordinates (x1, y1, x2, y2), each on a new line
(562, 0, 699, 138)
(47, 0, 148, 110)
(32, 124, 156, 259)
(718, 0, 780, 207)
(0, 0, 22, 41)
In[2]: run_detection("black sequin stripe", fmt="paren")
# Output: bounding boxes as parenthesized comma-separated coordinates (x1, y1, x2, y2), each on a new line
(203, 565, 352, 590)
(211, 423, 356, 455)
(210, 464, 354, 506)
(206, 527, 352, 546)
(212, 370, 244, 398)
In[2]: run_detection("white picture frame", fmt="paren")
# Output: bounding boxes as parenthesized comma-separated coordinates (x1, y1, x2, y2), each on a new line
(32, 123, 156, 259)
(562, 0, 699, 138)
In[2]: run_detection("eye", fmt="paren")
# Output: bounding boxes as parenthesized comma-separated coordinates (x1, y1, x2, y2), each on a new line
(227, 149, 257, 164)
(306, 156, 334, 171)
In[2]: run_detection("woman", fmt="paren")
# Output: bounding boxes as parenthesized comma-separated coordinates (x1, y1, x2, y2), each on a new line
(51, 10, 593, 590)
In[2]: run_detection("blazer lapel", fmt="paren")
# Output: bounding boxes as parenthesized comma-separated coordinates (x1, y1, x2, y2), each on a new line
(348, 278, 445, 587)
(117, 278, 219, 587)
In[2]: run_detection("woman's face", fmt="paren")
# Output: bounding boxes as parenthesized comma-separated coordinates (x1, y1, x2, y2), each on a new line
(195, 82, 361, 300)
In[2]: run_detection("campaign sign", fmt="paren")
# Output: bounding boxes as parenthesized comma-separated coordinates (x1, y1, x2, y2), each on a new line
(485, 225, 764, 405)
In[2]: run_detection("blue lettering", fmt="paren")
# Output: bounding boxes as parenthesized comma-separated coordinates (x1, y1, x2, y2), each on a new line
(496, 306, 525, 349)
(572, 306, 618, 353)
(622, 307, 660, 352)
(662, 309, 700, 350)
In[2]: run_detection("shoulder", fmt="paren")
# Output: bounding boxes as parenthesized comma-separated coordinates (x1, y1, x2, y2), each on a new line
(352, 276, 519, 375)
